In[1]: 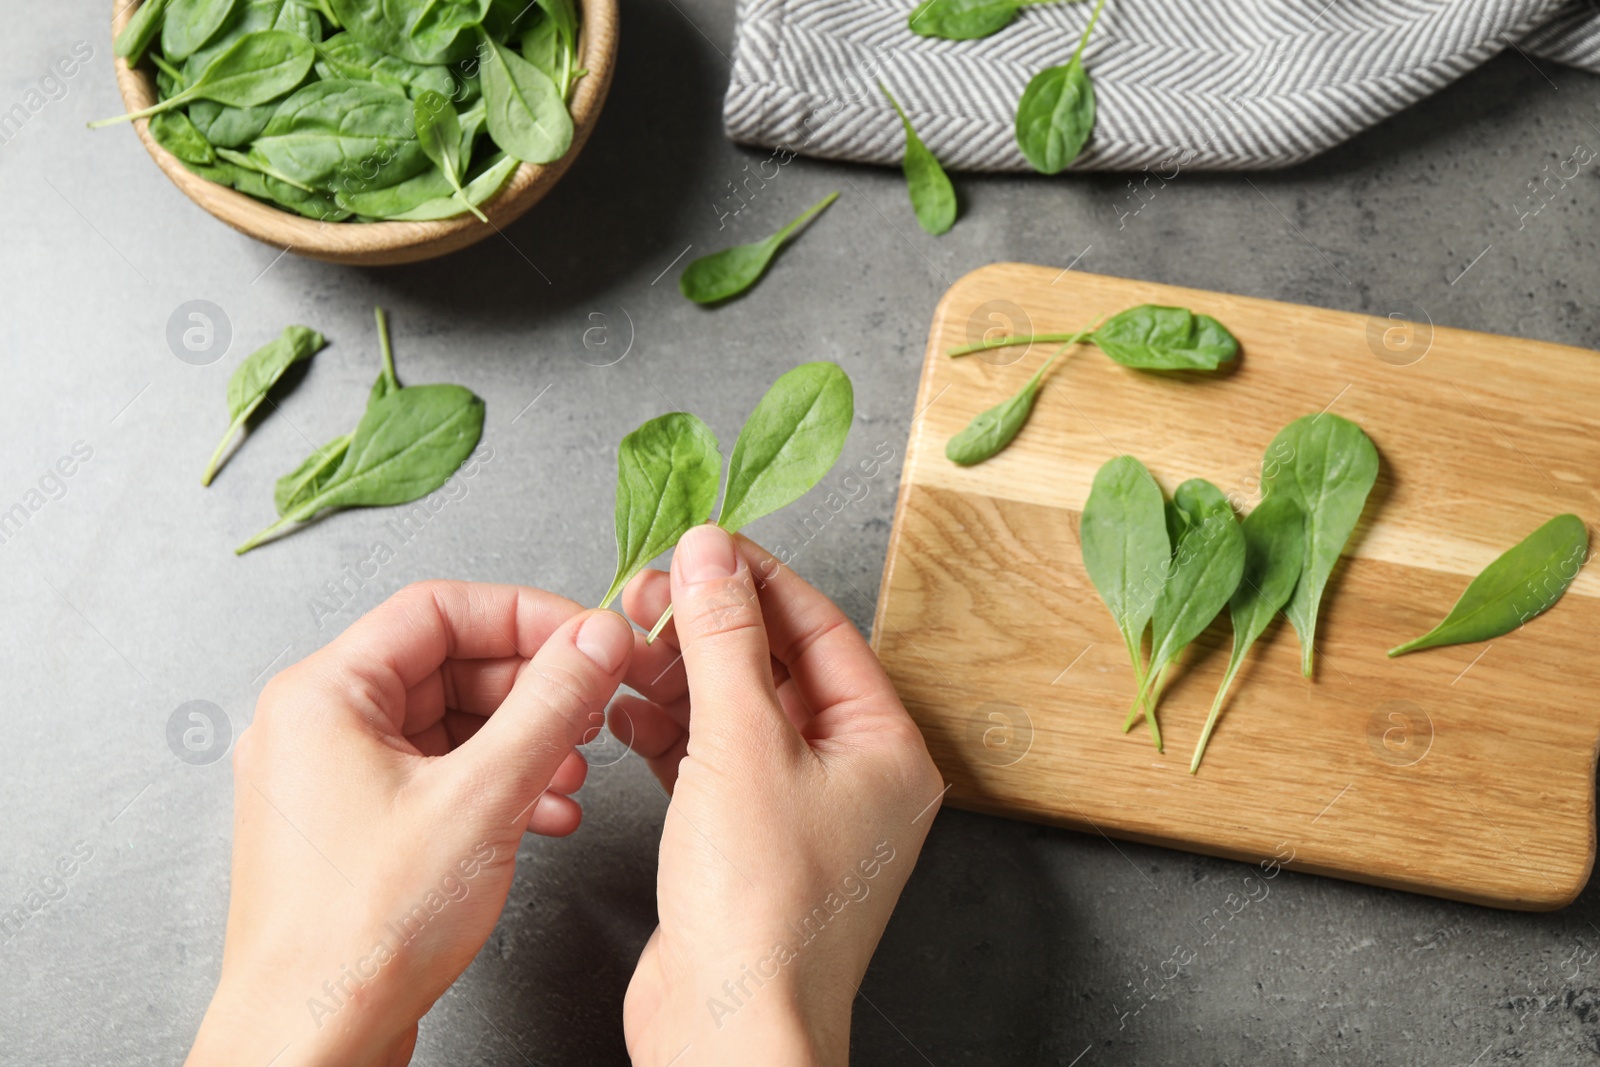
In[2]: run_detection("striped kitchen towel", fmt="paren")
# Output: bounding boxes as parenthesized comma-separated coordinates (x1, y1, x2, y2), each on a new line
(723, 0, 1600, 171)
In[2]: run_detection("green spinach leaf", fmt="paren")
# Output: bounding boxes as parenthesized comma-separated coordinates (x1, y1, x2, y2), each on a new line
(880, 83, 956, 236)
(1014, 0, 1103, 174)
(414, 90, 488, 221)
(1259, 413, 1379, 677)
(680, 192, 839, 305)
(598, 413, 723, 609)
(203, 324, 327, 486)
(719, 363, 854, 533)
(92, 30, 314, 126)
(908, 0, 1026, 40)
(250, 81, 428, 192)
(1190, 494, 1304, 773)
(275, 433, 352, 515)
(162, 0, 241, 60)
(116, 0, 173, 61)
(477, 28, 573, 164)
(1080, 454, 1170, 730)
(329, 0, 490, 64)
(239, 384, 485, 553)
(381, 151, 518, 220)
(1123, 479, 1244, 749)
(1389, 514, 1588, 656)
(945, 349, 1059, 465)
(312, 33, 458, 98)
(1091, 305, 1239, 370)
(150, 110, 217, 164)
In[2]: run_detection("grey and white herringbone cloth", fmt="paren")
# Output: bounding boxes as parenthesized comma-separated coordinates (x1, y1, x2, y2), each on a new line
(723, 0, 1600, 172)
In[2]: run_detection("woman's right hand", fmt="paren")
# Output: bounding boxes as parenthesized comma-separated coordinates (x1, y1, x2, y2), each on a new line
(613, 525, 945, 1067)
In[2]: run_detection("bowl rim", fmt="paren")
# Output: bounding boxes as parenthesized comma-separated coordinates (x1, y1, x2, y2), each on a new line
(110, 0, 619, 265)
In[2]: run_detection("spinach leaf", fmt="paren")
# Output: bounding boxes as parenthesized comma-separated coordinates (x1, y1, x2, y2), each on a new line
(680, 193, 839, 305)
(93, 30, 315, 126)
(1190, 494, 1304, 773)
(163, 0, 241, 61)
(880, 83, 956, 236)
(381, 151, 518, 220)
(116, 0, 172, 61)
(329, 0, 490, 64)
(275, 433, 351, 515)
(521, 0, 580, 97)
(414, 90, 488, 221)
(1080, 455, 1170, 729)
(718, 363, 854, 534)
(1123, 479, 1244, 749)
(477, 29, 574, 164)
(1259, 414, 1379, 677)
(250, 81, 428, 193)
(187, 99, 281, 147)
(1014, 0, 1103, 174)
(640, 362, 855, 642)
(1091, 305, 1239, 371)
(313, 33, 458, 98)
(216, 146, 317, 192)
(273, 0, 323, 40)
(203, 325, 327, 486)
(1389, 514, 1588, 656)
(598, 413, 723, 609)
(945, 349, 1058, 465)
(150, 110, 217, 165)
(238, 384, 485, 553)
(909, 0, 1025, 40)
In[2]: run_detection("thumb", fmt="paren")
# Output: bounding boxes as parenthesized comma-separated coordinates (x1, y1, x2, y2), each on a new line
(453, 608, 633, 822)
(670, 524, 798, 756)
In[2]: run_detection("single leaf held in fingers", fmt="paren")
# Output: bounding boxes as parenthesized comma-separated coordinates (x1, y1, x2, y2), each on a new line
(599, 413, 723, 609)
(1191, 494, 1305, 773)
(203, 325, 327, 486)
(680, 193, 839, 304)
(880, 83, 956, 235)
(645, 363, 855, 643)
(1388, 514, 1589, 656)
(1259, 413, 1379, 677)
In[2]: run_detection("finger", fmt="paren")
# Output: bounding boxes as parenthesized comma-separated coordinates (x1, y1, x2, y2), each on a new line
(525, 792, 583, 837)
(609, 697, 689, 793)
(669, 525, 801, 758)
(451, 608, 634, 818)
(305, 581, 584, 733)
(549, 749, 588, 796)
(401, 656, 526, 736)
(735, 537, 905, 734)
(622, 569, 679, 650)
(623, 630, 688, 706)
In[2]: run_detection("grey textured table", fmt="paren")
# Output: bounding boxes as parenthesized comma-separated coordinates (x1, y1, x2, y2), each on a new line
(5, 3, 1600, 1065)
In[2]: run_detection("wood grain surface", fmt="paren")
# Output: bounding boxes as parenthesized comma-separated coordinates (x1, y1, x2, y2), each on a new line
(871, 263, 1600, 910)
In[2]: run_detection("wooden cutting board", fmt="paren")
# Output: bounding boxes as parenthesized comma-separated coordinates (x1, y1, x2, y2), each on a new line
(871, 264, 1600, 910)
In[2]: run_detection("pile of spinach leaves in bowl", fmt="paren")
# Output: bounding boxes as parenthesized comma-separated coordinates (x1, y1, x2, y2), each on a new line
(104, 0, 583, 223)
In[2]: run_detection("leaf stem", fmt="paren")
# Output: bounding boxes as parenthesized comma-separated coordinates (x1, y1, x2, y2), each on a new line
(1191, 644, 1245, 773)
(947, 327, 1093, 358)
(88, 89, 192, 127)
(202, 414, 247, 486)
(1072, 0, 1108, 66)
(236, 513, 297, 555)
(376, 307, 398, 391)
(645, 604, 675, 644)
(775, 192, 840, 244)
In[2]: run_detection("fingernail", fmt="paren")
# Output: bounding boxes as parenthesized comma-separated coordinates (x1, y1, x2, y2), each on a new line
(575, 611, 631, 673)
(675, 524, 738, 584)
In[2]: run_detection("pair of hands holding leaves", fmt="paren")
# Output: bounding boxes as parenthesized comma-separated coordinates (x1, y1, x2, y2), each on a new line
(185, 526, 943, 1067)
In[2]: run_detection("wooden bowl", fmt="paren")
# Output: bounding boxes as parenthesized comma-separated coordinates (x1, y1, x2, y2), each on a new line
(110, 0, 618, 265)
